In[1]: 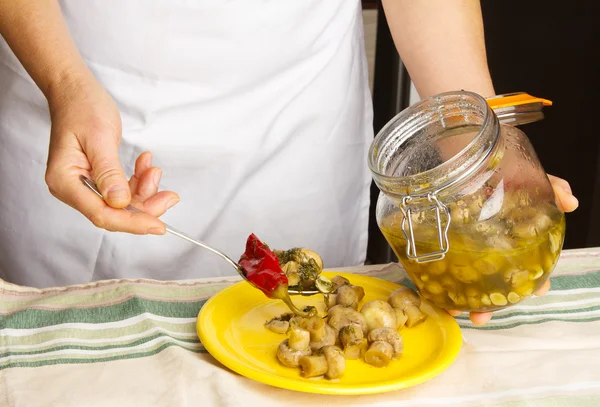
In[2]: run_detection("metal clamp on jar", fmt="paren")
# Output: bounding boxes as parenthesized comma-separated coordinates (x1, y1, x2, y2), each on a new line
(368, 91, 565, 312)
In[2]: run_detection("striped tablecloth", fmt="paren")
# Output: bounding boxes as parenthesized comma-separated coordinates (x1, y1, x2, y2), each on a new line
(1, 248, 599, 407)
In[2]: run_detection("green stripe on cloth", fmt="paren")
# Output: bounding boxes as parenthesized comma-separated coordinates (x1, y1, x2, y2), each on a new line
(0, 297, 206, 329)
(461, 304, 600, 321)
(451, 273, 600, 330)
(0, 342, 208, 370)
(0, 331, 202, 357)
(1, 320, 198, 347)
(0, 283, 223, 311)
(548, 273, 600, 290)
(0, 336, 203, 367)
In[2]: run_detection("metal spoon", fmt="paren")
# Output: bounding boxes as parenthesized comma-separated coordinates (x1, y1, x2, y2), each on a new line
(80, 175, 327, 297)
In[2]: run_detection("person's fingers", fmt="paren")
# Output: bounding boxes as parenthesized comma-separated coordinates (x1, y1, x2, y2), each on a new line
(133, 166, 162, 202)
(470, 312, 493, 326)
(49, 164, 166, 234)
(548, 174, 578, 213)
(553, 185, 579, 213)
(82, 134, 131, 209)
(447, 310, 462, 317)
(140, 191, 180, 217)
(135, 152, 153, 177)
(547, 174, 571, 193)
(129, 152, 153, 193)
(535, 280, 551, 296)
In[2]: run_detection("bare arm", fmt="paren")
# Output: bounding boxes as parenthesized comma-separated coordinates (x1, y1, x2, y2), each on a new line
(0, 0, 93, 103)
(381, 0, 495, 98)
(381, 1, 581, 326)
(0, 0, 178, 234)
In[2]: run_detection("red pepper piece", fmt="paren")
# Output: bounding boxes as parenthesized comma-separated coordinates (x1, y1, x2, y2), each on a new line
(239, 233, 288, 298)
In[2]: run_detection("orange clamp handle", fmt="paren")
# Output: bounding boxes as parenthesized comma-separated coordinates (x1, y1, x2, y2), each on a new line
(486, 92, 553, 110)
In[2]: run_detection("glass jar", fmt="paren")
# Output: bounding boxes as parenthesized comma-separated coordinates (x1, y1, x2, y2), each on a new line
(368, 91, 566, 312)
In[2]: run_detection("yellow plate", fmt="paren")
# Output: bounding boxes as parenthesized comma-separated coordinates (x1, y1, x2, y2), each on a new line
(197, 272, 462, 395)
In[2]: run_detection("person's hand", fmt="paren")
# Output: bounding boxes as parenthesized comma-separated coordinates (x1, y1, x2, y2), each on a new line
(447, 174, 578, 325)
(44, 76, 179, 235)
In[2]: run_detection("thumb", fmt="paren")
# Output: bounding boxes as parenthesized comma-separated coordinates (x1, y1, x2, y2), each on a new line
(87, 141, 131, 209)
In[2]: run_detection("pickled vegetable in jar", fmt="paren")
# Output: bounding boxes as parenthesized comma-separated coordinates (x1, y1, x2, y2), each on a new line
(368, 91, 566, 312)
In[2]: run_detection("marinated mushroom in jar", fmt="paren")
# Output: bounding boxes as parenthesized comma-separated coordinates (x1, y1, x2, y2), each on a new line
(379, 185, 566, 313)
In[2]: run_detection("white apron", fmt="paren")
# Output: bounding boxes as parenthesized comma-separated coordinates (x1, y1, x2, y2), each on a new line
(0, 0, 373, 288)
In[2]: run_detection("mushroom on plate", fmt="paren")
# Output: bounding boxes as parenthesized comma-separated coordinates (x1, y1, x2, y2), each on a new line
(265, 313, 294, 334)
(303, 315, 337, 351)
(327, 305, 367, 334)
(335, 284, 365, 310)
(360, 300, 397, 332)
(367, 327, 403, 358)
(387, 287, 427, 327)
(298, 345, 346, 379)
(276, 326, 312, 368)
(364, 340, 394, 368)
(338, 324, 367, 360)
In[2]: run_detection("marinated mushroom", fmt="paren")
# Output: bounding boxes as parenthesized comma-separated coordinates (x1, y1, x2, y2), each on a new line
(265, 319, 290, 334)
(298, 354, 328, 378)
(267, 247, 430, 379)
(393, 308, 408, 329)
(360, 300, 397, 332)
(303, 315, 337, 351)
(345, 338, 368, 360)
(367, 327, 403, 358)
(298, 346, 346, 379)
(322, 345, 346, 379)
(364, 340, 394, 368)
(288, 315, 306, 329)
(339, 324, 364, 347)
(277, 338, 312, 368)
(327, 305, 368, 334)
(274, 248, 324, 289)
(331, 275, 350, 291)
(288, 326, 311, 351)
(281, 261, 300, 286)
(265, 313, 294, 334)
(387, 287, 427, 327)
(339, 324, 367, 360)
(336, 284, 365, 310)
(324, 294, 338, 310)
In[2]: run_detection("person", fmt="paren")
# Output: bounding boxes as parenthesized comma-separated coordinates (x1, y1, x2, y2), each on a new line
(0, 1, 578, 325)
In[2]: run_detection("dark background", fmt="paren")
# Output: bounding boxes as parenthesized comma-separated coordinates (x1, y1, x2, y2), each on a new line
(364, 0, 600, 264)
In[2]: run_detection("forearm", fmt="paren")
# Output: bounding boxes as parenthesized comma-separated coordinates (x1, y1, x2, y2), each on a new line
(0, 0, 93, 103)
(381, 0, 495, 99)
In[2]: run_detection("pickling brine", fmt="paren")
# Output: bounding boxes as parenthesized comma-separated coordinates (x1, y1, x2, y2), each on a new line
(380, 198, 565, 311)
